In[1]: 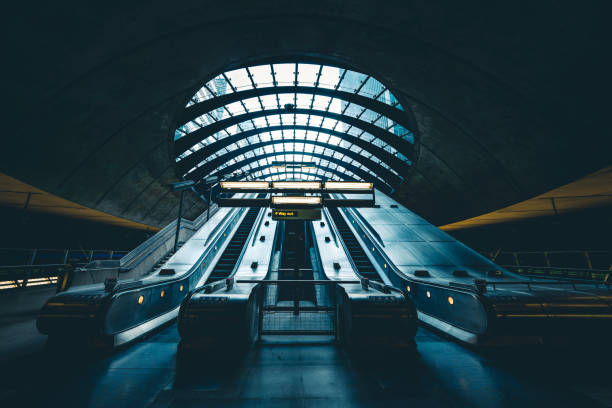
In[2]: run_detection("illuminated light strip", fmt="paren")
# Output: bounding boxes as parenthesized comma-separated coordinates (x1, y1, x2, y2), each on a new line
(324, 181, 373, 190)
(220, 181, 270, 189)
(25, 279, 57, 286)
(272, 181, 321, 190)
(0, 280, 19, 289)
(497, 314, 612, 318)
(271, 196, 322, 205)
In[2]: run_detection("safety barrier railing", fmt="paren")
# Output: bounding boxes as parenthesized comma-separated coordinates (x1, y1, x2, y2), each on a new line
(0, 264, 70, 290)
(499, 264, 610, 283)
(0, 206, 221, 292)
(0, 247, 128, 267)
(485, 249, 612, 272)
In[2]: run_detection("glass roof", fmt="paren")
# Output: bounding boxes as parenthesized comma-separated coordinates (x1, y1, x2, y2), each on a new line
(173, 62, 415, 192)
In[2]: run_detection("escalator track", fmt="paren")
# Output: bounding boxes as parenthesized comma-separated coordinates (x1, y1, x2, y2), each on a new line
(327, 207, 383, 283)
(205, 202, 262, 283)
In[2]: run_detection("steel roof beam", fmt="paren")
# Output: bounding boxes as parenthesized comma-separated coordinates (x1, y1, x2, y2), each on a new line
(183, 139, 402, 187)
(179, 86, 409, 130)
(175, 107, 413, 157)
(175, 125, 411, 177)
(226, 164, 358, 183)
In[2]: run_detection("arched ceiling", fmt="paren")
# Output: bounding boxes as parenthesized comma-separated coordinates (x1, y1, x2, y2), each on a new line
(1, 1, 610, 228)
(173, 62, 415, 194)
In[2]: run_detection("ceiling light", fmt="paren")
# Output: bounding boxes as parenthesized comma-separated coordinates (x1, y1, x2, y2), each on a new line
(271, 196, 322, 205)
(272, 181, 321, 190)
(324, 182, 373, 190)
(219, 181, 269, 189)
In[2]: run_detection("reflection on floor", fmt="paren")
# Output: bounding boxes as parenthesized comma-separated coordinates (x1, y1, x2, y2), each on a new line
(1, 324, 611, 407)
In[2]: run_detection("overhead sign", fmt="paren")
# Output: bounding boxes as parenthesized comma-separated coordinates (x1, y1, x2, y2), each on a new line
(272, 208, 321, 221)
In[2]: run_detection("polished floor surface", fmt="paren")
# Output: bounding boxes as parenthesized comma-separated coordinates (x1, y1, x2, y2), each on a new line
(1, 323, 611, 407)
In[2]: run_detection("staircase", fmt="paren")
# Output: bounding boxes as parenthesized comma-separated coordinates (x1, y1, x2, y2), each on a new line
(145, 241, 185, 276)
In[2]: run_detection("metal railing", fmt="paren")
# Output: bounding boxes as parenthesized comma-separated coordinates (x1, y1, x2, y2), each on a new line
(244, 280, 358, 337)
(0, 264, 69, 290)
(484, 249, 612, 281)
(0, 206, 221, 292)
(0, 247, 126, 291)
(485, 249, 612, 271)
(0, 247, 128, 267)
(499, 264, 610, 283)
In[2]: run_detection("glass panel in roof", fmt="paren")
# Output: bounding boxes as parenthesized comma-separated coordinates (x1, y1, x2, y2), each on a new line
(248, 65, 273, 87)
(260, 94, 277, 109)
(177, 62, 413, 190)
(338, 70, 368, 93)
(295, 93, 312, 107)
(225, 68, 252, 91)
(297, 63, 320, 86)
(319, 65, 341, 89)
(188, 64, 403, 113)
(273, 63, 295, 86)
(358, 76, 385, 99)
(277, 93, 293, 107)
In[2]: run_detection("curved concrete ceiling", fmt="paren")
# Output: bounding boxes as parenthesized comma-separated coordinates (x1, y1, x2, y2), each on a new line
(441, 166, 612, 231)
(2, 1, 610, 228)
(0, 173, 158, 231)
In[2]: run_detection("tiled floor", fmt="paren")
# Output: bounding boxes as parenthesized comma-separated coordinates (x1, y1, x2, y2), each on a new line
(1, 324, 611, 407)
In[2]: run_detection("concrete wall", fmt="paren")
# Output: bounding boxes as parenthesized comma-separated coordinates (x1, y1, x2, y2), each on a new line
(2, 1, 610, 226)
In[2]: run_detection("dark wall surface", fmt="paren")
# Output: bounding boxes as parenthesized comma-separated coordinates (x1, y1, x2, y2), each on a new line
(0, 207, 151, 251)
(450, 205, 612, 253)
(2, 1, 611, 227)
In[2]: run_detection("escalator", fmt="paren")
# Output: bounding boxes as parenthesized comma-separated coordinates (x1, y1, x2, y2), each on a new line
(327, 207, 382, 283)
(205, 206, 261, 283)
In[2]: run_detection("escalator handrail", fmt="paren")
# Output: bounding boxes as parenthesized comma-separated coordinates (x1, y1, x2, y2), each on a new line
(105, 206, 245, 298)
(321, 208, 339, 248)
(250, 203, 267, 247)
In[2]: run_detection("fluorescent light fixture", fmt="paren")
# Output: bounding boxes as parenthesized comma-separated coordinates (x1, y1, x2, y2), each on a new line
(272, 181, 321, 190)
(220, 181, 269, 189)
(324, 182, 373, 190)
(271, 196, 322, 205)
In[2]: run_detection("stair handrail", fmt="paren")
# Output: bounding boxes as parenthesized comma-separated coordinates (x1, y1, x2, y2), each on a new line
(120, 205, 219, 269)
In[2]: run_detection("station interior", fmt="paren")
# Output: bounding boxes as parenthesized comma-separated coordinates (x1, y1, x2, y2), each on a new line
(1, 2, 612, 407)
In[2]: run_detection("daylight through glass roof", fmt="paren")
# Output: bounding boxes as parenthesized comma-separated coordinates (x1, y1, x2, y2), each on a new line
(173, 62, 415, 194)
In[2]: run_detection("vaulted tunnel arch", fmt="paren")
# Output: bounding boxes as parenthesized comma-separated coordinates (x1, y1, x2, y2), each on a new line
(173, 62, 416, 189)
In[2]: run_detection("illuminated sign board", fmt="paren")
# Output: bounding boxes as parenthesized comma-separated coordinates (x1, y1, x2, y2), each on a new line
(271, 209, 321, 221)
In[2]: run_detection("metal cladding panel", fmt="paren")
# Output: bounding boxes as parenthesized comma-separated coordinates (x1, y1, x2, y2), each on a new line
(431, 242, 493, 267)
(411, 284, 488, 335)
(385, 241, 454, 267)
(406, 224, 455, 242)
(362, 223, 423, 242)
(179, 294, 250, 341)
(348, 295, 418, 345)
